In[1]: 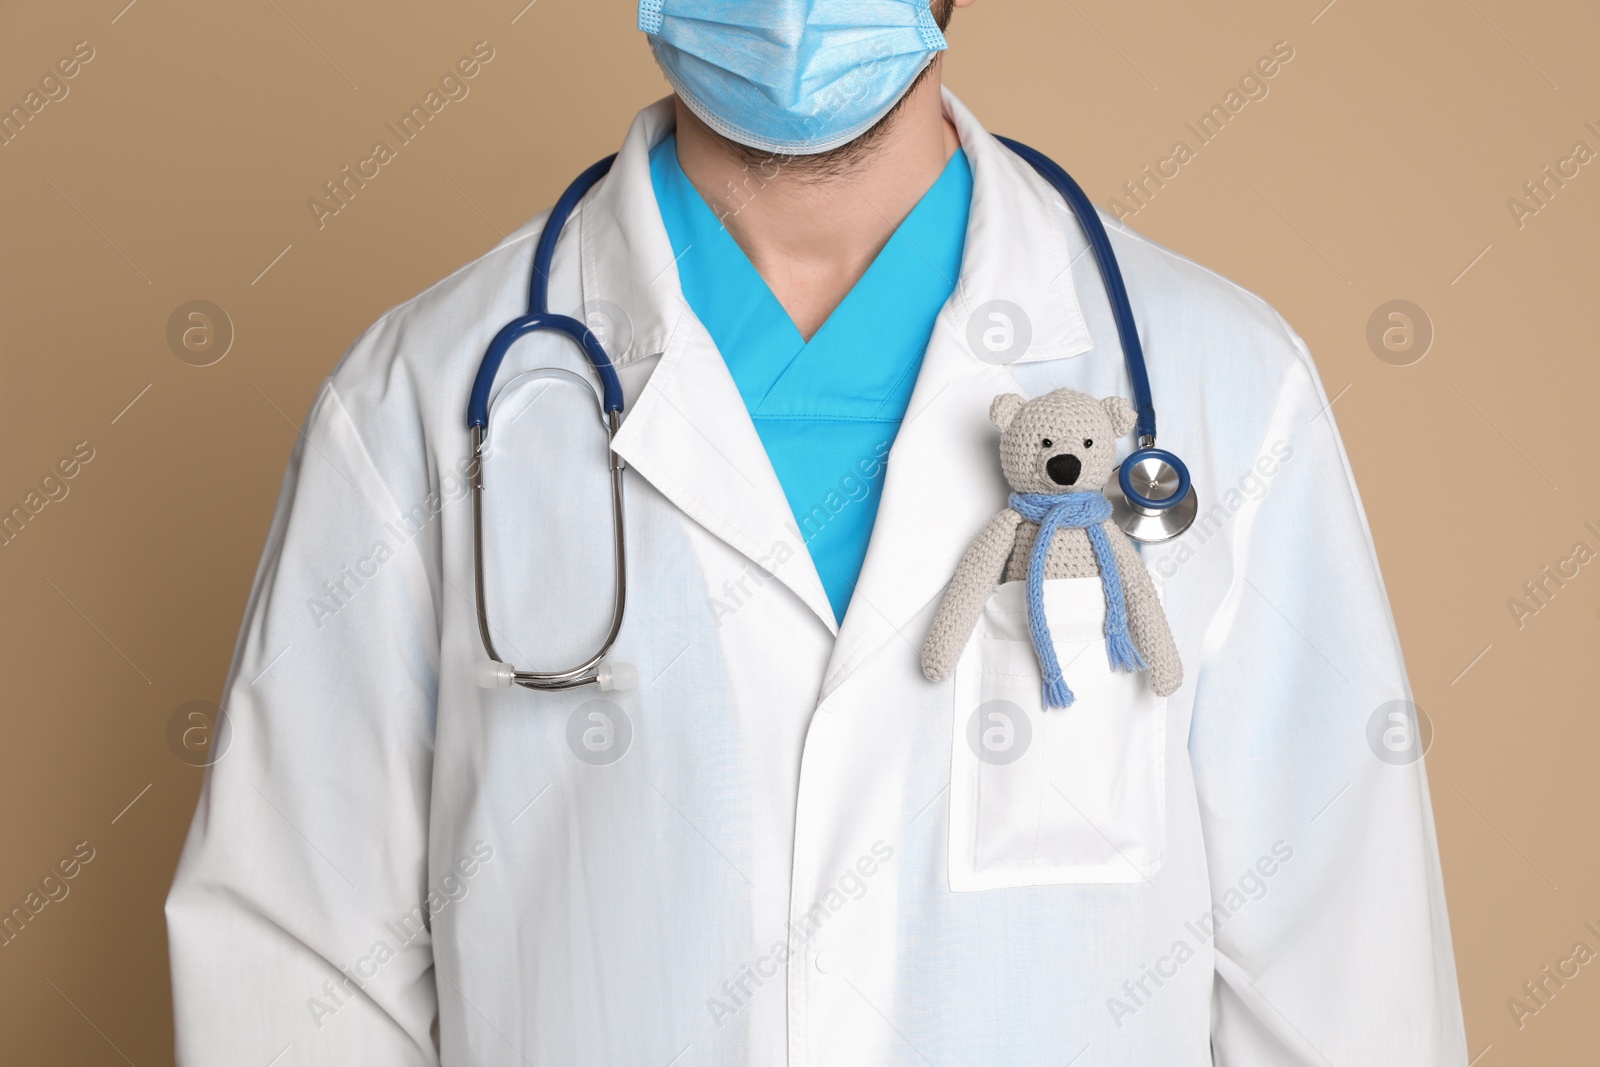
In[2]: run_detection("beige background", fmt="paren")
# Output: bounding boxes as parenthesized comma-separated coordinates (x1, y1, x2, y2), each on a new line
(2, 0, 1597, 1062)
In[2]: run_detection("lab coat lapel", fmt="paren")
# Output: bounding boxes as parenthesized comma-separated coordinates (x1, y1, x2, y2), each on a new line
(820, 91, 1096, 697)
(820, 322, 1011, 696)
(586, 98, 836, 635)
(613, 315, 838, 634)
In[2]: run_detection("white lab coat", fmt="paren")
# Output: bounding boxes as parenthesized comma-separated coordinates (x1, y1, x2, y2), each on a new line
(165, 92, 1467, 1066)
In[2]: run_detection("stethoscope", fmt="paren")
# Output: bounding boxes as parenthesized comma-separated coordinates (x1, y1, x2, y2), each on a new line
(467, 140, 1197, 692)
(994, 137, 1199, 544)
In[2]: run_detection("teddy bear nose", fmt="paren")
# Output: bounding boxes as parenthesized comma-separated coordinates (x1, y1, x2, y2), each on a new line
(1045, 453, 1081, 486)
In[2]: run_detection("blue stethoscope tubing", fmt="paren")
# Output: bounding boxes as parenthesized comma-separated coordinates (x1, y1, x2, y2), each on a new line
(466, 152, 629, 692)
(468, 152, 624, 428)
(465, 137, 1195, 690)
(996, 136, 1192, 515)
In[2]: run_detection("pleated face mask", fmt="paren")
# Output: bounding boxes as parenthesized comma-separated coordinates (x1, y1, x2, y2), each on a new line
(638, 0, 948, 155)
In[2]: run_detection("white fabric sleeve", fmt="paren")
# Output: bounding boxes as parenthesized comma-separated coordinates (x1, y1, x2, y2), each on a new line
(165, 379, 441, 1066)
(1190, 333, 1467, 1065)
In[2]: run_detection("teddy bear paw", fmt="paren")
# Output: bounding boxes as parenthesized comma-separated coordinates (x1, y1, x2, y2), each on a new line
(1150, 666, 1182, 698)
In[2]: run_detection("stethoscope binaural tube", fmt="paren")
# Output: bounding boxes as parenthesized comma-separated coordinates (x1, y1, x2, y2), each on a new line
(997, 136, 1198, 542)
(468, 154, 625, 428)
(466, 156, 634, 692)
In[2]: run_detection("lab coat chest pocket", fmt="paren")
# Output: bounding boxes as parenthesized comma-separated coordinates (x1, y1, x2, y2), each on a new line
(947, 577, 1166, 891)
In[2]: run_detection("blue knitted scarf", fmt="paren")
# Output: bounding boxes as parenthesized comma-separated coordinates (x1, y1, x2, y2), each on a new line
(1009, 491, 1145, 709)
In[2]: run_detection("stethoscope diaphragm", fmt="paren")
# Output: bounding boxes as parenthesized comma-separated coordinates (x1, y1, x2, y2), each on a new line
(1106, 449, 1198, 543)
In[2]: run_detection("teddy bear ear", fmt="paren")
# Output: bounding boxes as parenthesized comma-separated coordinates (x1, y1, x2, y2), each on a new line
(1101, 395, 1138, 437)
(989, 393, 1026, 431)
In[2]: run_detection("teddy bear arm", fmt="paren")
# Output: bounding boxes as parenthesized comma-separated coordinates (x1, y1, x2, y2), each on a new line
(1106, 523, 1183, 696)
(921, 508, 1024, 681)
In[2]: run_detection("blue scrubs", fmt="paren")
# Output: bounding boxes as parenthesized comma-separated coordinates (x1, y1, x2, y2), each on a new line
(649, 134, 972, 623)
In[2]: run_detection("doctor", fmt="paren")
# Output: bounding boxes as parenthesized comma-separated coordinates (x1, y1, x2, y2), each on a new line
(166, 1, 1467, 1064)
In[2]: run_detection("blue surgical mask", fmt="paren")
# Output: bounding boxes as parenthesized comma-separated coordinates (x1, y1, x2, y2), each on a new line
(639, 0, 947, 156)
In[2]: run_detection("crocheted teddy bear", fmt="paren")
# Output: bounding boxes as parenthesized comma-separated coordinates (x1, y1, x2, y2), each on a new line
(921, 387, 1182, 707)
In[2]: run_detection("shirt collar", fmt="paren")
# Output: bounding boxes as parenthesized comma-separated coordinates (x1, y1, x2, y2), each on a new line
(648, 130, 973, 415)
(577, 97, 687, 369)
(577, 90, 1094, 369)
(940, 87, 1095, 363)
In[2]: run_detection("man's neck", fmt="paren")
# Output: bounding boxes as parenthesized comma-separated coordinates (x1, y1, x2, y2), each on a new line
(672, 68, 961, 341)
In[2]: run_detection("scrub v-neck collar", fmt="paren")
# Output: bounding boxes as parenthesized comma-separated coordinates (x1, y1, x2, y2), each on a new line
(648, 133, 972, 423)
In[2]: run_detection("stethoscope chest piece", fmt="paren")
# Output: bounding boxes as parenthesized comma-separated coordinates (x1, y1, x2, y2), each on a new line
(1106, 448, 1198, 543)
